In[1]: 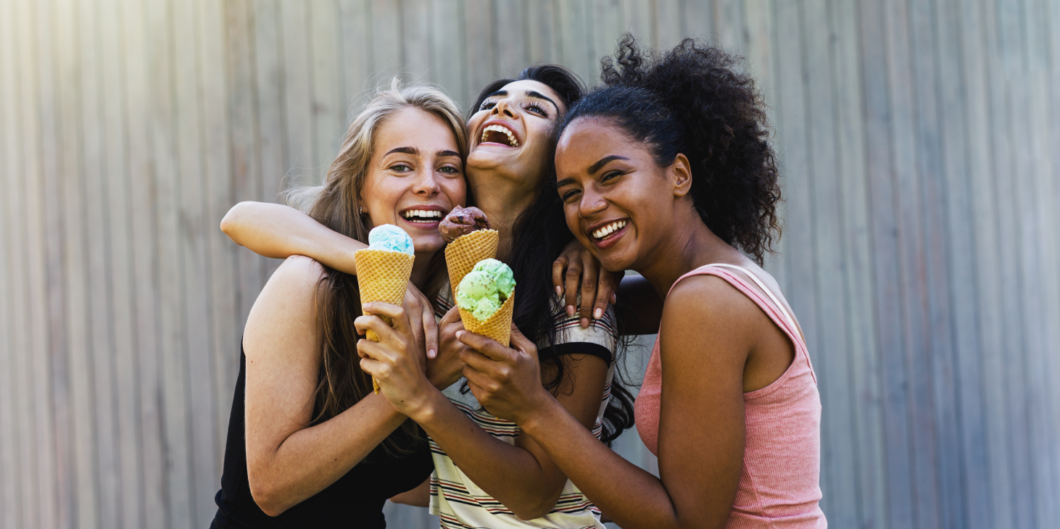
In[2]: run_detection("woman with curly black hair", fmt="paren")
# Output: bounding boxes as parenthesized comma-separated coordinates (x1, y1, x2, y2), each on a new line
(459, 36, 827, 528)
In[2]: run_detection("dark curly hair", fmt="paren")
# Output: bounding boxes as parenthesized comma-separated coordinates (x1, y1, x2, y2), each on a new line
(558, 35, 782, 264)
(468, 65, 636, 444)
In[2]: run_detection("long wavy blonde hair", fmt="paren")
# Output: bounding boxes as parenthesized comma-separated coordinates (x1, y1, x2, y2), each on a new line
(285, 80, 466, 456)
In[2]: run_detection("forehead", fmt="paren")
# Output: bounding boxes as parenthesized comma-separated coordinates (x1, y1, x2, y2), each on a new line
(556, 118, 649, 173)
(373, 107, 459, 153)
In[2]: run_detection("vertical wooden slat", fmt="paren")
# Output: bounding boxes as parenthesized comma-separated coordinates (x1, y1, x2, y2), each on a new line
(680, 0, 712, 40)
(403, 0, 433, 81)
(121, 0, 168, 523)
(1018, 0, 1057, 525)
(773, 0, 827, 513)
(586, 0, 619, 74)
(556, 0, 592, 82)
(225, 0, 265, 330)
(859, 0, 917, 525)
(907, 1, 965, 527)
(933, 0, 991, 526)
(830, 1, 889, 525)
(370, 0, 402, 80)
(744, 0, 786, 291)
(98, 0, 146, 525)
(24, 0, 63, 525)
(464, 0, 498, 100)
(310, 0, 344, 171)
(984, 1, 1035, 526)
(1045, 0, 1060, 513)
(713, 0, 744, 51)
(280, 0, 317, 186)
(428, 0, 465, 103)
(197, 0, 241, 490)
(962, 0, 1012, 526)
(527, 0, 560, 67)
(253, 0, 288, 285)
(0, 1, 24, 524)
(494, 0, 528, 77)
(801, 0, 858, 524)
(50, 0, 103, 526)
(173, 0, 219, 523)
(619, 0, 653, 48)
(146, 0, 195, 525)
(76, 0, 125, 524)
(653, 0, 682, 49)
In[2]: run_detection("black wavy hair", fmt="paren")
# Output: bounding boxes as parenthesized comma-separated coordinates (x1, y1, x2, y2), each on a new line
(469, 65, 636, 445)
(557, 35, 782, 264)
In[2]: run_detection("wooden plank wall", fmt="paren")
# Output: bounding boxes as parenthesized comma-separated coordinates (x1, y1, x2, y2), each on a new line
(1, 1, 1058, 528)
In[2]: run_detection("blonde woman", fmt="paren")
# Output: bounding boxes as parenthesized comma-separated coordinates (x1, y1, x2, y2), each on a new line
(210, 83, 468, 529)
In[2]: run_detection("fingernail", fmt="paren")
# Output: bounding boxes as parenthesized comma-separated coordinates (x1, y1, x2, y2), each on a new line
(428, 349, 437, 359)
(567, 305, 575, 317)
(581, 318, 590, 329)
(456, 330, 464, 340)
(556, 286, 562, 296)
(594, 308, 603, 319)
(611, 293, 617, 304)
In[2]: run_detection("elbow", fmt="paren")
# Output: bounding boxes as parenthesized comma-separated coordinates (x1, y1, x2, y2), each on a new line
(248, 470, 291, 517)
(511, 496, 560, 521)
(219, 201, 250, 239)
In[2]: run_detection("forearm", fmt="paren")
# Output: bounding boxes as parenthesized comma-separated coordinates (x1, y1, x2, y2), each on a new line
(220, 201, 364, 274)
(520, 397, 691, 529)
(413, 390, 563, 518)
(251, 392, 406, 514)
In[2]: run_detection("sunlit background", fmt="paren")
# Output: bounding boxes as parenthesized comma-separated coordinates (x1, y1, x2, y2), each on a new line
(1, 0, 1059, 528)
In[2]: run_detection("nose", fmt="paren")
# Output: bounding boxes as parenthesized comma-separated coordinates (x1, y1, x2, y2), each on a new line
(579, 186, 607, 217)
(491, 99, 515, 118)
(412, 166, 441, 196)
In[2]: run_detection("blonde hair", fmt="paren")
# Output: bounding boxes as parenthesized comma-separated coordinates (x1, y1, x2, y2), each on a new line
(287, 80, 466, 456)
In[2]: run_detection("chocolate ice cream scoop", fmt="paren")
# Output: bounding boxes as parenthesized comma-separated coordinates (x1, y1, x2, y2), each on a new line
(440, 206, 491, 243)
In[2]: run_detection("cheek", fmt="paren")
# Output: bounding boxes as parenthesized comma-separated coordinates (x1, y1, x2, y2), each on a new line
(362, 176, 401, 225)
(442, 177, 467, 207)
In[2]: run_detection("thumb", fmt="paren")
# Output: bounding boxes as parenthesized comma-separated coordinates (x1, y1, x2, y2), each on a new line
(509, 324, 537, 362)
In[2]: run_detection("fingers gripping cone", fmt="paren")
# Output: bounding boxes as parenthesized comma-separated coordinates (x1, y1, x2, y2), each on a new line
(354, 249, 415, 393)
(458, 292, 516, 347)
(445, 229, 499, 298)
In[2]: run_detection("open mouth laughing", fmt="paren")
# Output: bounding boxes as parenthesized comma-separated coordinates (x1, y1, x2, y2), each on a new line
(479, 123, 520, 147)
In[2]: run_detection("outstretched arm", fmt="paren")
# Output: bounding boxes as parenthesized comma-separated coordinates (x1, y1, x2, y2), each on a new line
(220, 201, 365, 275)
(461, 276, 756, 529)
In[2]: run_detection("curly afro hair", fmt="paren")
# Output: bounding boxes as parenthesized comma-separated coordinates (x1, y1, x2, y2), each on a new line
(558, 35, 782, 264)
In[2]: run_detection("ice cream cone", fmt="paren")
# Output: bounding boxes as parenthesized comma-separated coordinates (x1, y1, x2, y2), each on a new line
(445, 229, 499, 299)
(458, 291, 515, 347)
(354, 248, 416, 393)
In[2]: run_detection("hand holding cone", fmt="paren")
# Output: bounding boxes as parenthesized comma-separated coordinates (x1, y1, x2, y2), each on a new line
(355, 225, 416, 393)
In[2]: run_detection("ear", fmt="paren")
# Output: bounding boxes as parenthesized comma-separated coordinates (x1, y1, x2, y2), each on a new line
(670, 153, 693, 198)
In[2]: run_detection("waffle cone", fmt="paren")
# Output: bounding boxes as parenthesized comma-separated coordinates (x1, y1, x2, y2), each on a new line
(354, 249, 415, 393)
(458, 292, 515, 347)
(445, 229, 499, 298)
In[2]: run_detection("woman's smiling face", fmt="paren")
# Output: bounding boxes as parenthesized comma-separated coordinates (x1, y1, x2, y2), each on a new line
(361, 107, 467, 254)
(465, 80, 565, 187)
(555, 117, 689, 272)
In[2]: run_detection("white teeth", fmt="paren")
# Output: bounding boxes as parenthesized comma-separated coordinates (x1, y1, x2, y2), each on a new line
(592, 220, 627, 240)
(402, 210, 442, 221)
(481, 124, 519, 147)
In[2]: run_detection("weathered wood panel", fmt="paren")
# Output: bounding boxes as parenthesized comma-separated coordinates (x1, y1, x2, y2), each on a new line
(3, 1, 1060, 528)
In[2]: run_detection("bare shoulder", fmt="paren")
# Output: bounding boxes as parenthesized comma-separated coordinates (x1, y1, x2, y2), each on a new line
(244, 256, 327, 358)
(659, 274, 761, 367)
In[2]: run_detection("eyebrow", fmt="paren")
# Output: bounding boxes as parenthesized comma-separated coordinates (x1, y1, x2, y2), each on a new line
(486, 89, 560, 112)
(384, 147, 462, 158)
(587, 155, 629, 175)
(556, 155, 631, 188)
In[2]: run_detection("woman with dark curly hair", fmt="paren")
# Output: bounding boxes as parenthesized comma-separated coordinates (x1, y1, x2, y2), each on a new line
(457, 36, 827, 528)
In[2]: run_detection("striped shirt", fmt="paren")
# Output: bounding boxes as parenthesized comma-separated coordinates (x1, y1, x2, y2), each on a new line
(429, 291, 617, 529)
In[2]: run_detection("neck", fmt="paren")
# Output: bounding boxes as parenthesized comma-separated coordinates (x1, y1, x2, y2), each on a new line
(468, 167, 539, 261)
(637, 211, 735, 299)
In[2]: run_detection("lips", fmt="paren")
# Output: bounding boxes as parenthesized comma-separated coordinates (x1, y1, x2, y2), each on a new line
(586, 218, 630, 250)
(399, 205, 447, 229)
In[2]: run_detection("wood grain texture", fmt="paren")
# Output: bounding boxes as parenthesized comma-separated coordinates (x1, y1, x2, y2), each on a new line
(4, 1, 1060, 527)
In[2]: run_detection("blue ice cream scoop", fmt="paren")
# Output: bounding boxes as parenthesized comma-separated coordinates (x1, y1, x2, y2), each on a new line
(367, 224, 414, 254)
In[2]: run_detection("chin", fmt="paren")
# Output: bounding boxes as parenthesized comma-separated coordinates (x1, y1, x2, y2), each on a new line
(412, 237, 444, 255)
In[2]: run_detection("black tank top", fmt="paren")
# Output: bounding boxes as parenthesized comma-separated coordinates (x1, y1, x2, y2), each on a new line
(211, 346, 433, 528)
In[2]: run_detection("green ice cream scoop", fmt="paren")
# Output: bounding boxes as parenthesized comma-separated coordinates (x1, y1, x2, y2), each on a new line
(456, 258, 515, 319)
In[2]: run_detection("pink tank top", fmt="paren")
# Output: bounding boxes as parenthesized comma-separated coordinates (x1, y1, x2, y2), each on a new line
(633, 264, 826, 528)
